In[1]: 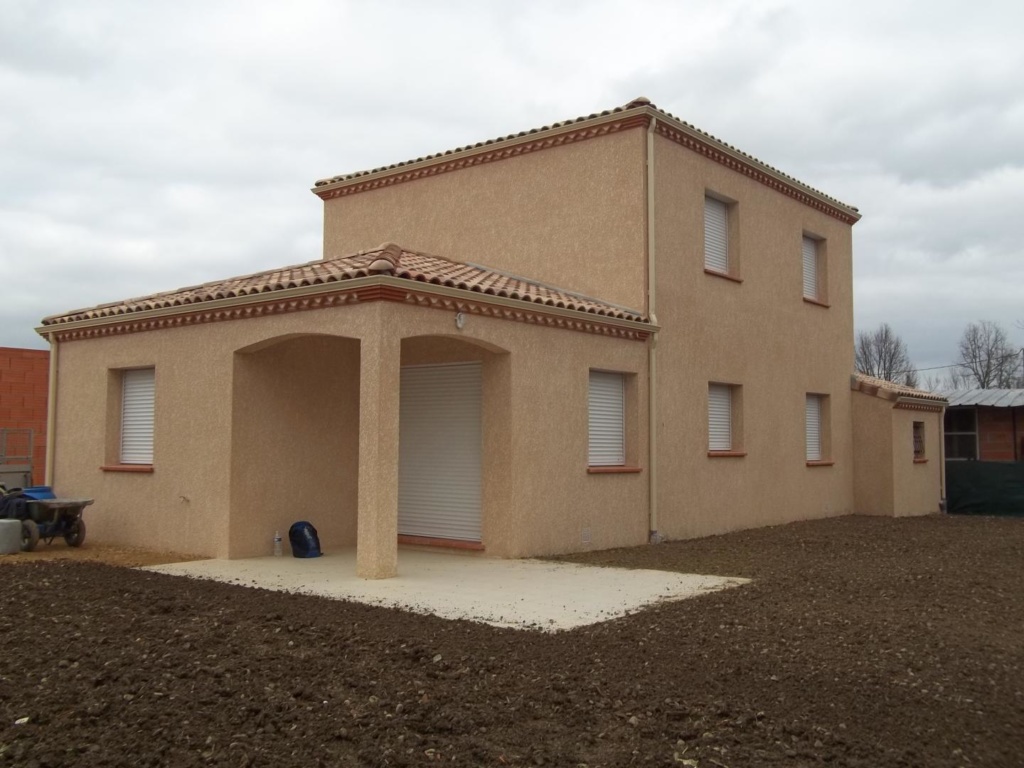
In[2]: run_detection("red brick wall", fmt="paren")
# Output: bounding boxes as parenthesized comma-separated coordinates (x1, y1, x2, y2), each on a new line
(977, 406, 1023, 462)
(0, 347, 50, 485)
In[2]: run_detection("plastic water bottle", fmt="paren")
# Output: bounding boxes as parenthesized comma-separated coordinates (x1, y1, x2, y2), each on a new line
(273, 530, 283, 557)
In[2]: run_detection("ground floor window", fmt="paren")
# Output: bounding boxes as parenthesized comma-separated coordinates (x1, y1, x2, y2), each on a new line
(120, 368, 155, 465)
(806, 393, 830, 463)
(588, 371, 625, 466)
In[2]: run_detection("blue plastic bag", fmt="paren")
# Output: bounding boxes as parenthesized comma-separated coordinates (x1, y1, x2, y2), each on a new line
(288, 521, 322, 558)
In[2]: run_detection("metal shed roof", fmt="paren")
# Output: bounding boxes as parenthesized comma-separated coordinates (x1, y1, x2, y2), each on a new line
(943, 389, 1024, 408)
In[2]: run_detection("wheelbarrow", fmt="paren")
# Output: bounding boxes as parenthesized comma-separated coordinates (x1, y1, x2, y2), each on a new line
(0, 486, 93, 552)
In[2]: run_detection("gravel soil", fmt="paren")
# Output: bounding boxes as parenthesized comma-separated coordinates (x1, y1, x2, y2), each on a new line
(1, 515, 1022, 767)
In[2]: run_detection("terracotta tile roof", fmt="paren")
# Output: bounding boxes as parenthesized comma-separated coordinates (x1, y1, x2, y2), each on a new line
(851, 373, 948, 403)
(41, 243, 648, 327)
(313, 96, 858, 216)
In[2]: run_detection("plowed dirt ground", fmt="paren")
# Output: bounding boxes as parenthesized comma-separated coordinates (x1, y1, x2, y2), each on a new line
(1, 514, 1021, 767)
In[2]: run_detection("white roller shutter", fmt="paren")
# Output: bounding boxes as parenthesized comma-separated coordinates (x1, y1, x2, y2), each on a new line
(708, 384, 732, 451)
(802, 236, 819, 299)
(399, 362, 482, 541)
(589, 371, 625, 466)
(704, 196, 729, 273)
(806, 394, 822, 461)
(121, 368, 155, 464)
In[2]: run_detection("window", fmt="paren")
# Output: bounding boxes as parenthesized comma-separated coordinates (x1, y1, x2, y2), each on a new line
(913, 421, 926, 460)
(704, 195, 730, 274)
(708, 383, 743, 455)
(708, 384, 732, 451)
(805, 393, 830, 463)
(120, 368, 155, 464)
(588, 371, 624, 466)
(944, 408, 977, 460)
(802, 235, 824, 302)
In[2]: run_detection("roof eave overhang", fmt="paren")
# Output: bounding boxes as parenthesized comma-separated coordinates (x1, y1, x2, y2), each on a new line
(311, 106, 651, 199)
(894, 395, 947, 412)
(36, 275, 657, 343)
(312, 105, 861, 224)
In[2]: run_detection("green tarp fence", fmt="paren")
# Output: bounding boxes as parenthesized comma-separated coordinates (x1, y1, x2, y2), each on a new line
(946, 461, 1024, 516)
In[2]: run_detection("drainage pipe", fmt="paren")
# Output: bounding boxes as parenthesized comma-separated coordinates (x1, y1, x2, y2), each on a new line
(646, 115, 660, 543)
(44, 332, 58, 487)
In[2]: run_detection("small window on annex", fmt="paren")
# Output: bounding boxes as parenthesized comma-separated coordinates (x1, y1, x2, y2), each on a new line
(913, 421, 926, 460)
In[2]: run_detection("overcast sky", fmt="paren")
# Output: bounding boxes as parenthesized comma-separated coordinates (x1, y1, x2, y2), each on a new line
(2, 0, 1021, 381)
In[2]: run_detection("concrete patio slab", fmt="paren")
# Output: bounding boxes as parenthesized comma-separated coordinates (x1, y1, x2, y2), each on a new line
(143, 549, 748, 631)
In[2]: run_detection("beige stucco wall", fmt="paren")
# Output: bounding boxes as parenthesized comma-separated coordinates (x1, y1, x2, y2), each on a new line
(651, 131, 856, 539)
(852, 392, 895, 516)
(51, 300, 649, 561)
(852, 392, 944, 517)
(321, 128, 648, 312)
(890, 407, 944, 517)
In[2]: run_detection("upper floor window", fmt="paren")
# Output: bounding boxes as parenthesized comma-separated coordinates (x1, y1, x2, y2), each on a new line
(802, 235, 827, 304)
(704, 196, 730, 274)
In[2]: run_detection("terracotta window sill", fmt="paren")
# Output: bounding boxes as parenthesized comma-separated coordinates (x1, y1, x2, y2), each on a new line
(806, 460, 835, 467)
(802, 296, 831, 308)
(704, 268, 743, 284)
(708, 450, 747, 458)
(397, 535, 485, 551)
(100, 464, 154, 473)
(913, 458, 929, 464)
(587, 466, 643, 474)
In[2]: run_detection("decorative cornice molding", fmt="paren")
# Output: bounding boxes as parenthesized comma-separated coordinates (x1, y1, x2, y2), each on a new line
(46, 282, 652, 344)
(654, 122, 860, 225)
(314, 115, 650, 200)
(893, 398, 946, 413)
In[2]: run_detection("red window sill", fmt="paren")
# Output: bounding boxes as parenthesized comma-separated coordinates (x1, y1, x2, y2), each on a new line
(397, 535, 485, 551)
(802, 296, 831, 308)
(913, 458, 929, 464)
(806, 460, 835, 467)
(100, 464, 154, 473)
(587, 466, 643, 474)
(708, 451, 747, 458)
(704, 268, 743, 284)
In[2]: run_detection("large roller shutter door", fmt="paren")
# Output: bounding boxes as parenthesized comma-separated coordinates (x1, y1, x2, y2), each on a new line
(399, 362, 482, 541)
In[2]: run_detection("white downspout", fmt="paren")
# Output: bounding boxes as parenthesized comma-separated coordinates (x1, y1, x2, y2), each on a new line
(44, 333, 58, 487)
(646, 116, 661, 543)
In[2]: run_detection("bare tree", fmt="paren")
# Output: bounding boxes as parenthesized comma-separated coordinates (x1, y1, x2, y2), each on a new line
(855, 323, 918, 387)
(955, 320, 1021, 388)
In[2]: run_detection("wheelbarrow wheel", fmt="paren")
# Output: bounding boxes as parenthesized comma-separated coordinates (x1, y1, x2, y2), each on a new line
(64, 518, 86, 548)
(21, 519, 39, 552)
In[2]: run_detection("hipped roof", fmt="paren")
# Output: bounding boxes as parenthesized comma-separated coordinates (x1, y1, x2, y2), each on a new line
(41, 243, 648, 327)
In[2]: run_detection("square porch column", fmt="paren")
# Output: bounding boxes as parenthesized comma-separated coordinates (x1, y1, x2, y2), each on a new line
(357, 322, 401, 579)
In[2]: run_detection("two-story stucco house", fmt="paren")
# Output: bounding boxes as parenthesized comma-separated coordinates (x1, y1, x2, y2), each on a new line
(37, 97, 945, 577)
